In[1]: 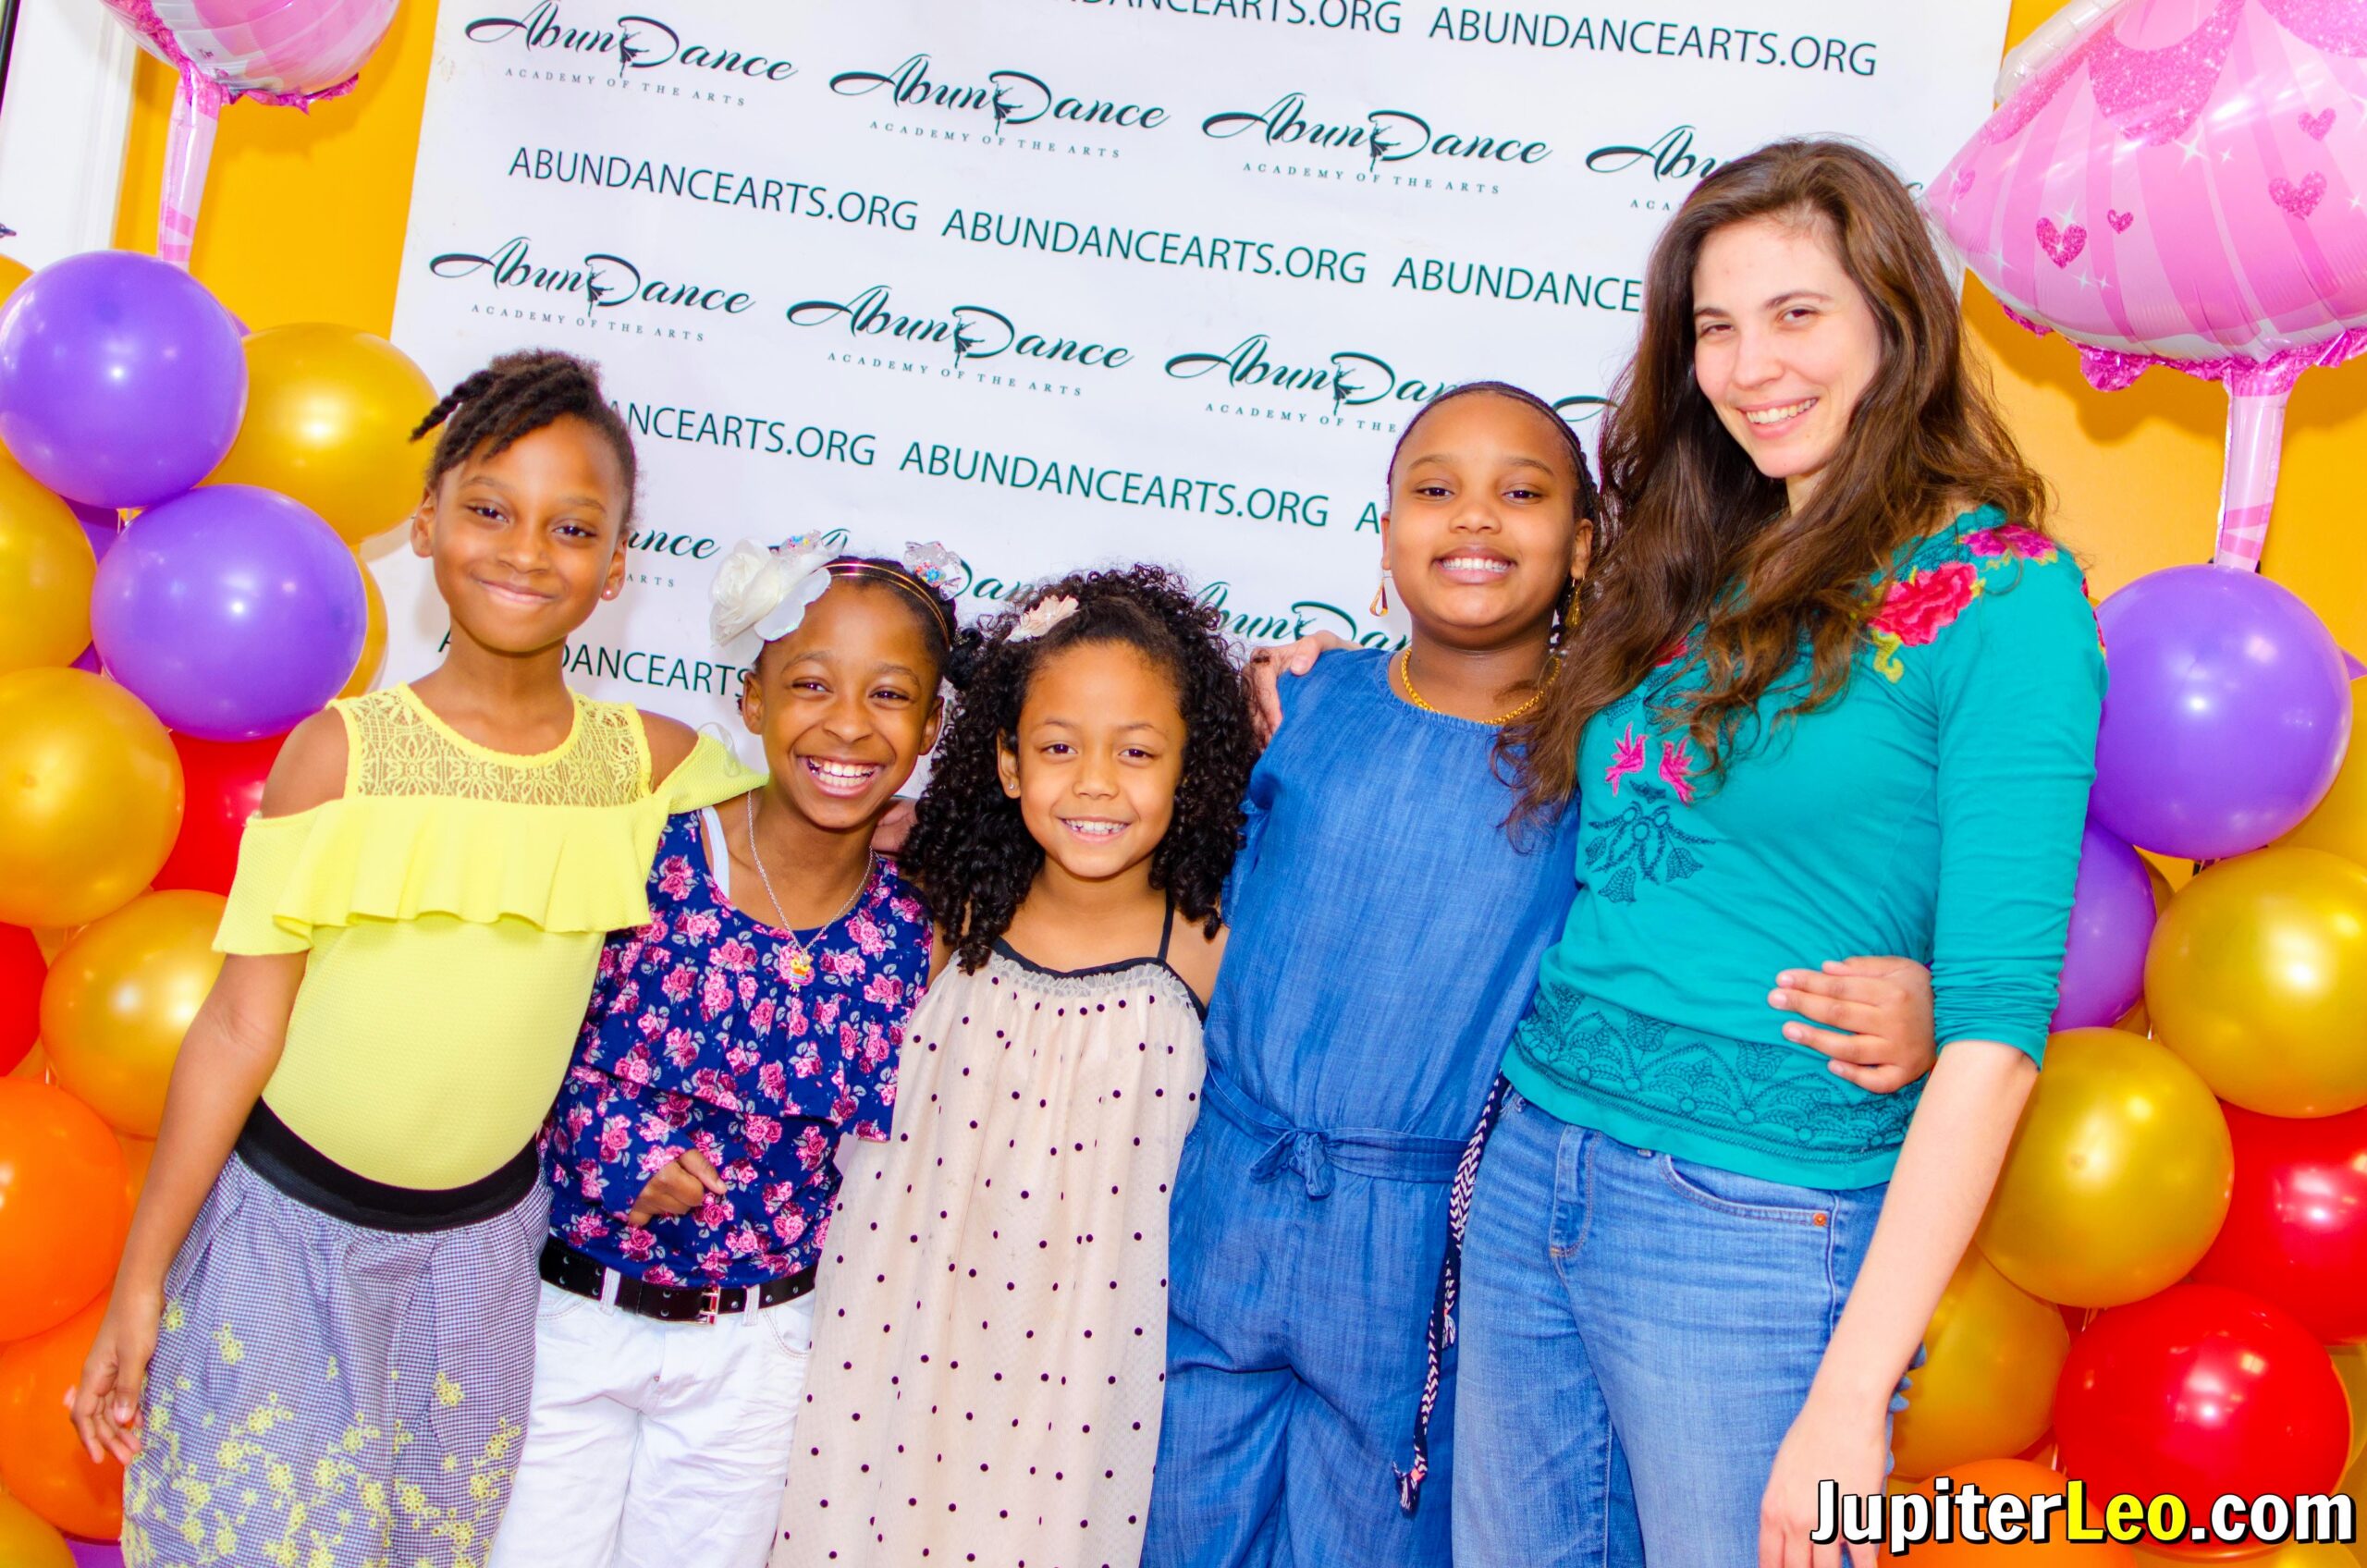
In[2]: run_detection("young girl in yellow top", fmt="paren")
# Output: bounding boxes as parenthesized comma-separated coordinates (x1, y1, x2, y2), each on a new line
(70, 350, 760, 1568)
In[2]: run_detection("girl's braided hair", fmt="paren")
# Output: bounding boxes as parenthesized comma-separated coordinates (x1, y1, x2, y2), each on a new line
(411, 349, 640, 525)
(902, 564, 1257, 974)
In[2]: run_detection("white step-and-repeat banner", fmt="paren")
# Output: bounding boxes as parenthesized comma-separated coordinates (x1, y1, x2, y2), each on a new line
(380, 0, 2013, 729)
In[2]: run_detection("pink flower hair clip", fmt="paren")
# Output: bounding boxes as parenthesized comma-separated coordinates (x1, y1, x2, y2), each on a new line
(1009, 594, 1080, 643)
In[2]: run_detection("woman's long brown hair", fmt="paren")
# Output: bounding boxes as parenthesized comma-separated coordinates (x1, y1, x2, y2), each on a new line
(1504, 138, 2051, 825)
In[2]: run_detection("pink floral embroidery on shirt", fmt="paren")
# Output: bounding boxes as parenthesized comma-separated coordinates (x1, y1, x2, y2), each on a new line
(1657, 737, 1699, 804)
(1867, 561, 1983, 682)
(1963, 522, 2057, 563)
(1604, 726, 1648, 794)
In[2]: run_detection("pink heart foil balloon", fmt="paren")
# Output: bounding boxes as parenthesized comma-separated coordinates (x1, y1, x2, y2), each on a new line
(94, 0, 398, 265)
(1927, 0, 2367, 572)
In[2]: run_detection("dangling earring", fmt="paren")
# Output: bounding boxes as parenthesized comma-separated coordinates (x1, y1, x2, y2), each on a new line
(1369, 569, 1392, 618)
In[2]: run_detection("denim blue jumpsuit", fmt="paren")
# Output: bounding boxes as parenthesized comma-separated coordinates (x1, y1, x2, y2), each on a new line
(1141, 651, 1584, 1567)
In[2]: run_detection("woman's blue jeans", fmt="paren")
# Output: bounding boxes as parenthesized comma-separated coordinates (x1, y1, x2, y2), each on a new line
(1452, 1088, 1891, 1567)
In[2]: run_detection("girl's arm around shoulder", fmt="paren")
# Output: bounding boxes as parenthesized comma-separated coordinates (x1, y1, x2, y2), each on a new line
(1166, 919, 1229, 1011)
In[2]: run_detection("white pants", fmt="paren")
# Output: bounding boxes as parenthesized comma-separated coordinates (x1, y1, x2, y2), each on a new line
(490, 1280, 814, 1568)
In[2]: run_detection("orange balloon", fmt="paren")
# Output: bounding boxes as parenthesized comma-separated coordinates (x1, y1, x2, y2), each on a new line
(0, 1298, 123, 1540)
(0, 1080, 129, 1341)
(0, 449, 95, 676)
(204, 324, 436, 544)
(338, 557, 386, 699)
(117, 1133, 154, 1212)
(0, 1488, 73, 1568)
(41, 890, 225, 1137)
(0, 669, 183, 927)
(1979, 1030, 2234, 1307)
(1895, 1250, 2071, 1479)
(1905, 1458, 2136, 1563)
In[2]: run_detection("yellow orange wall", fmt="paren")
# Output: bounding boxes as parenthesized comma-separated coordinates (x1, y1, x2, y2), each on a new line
(107, 0, 2367, 653)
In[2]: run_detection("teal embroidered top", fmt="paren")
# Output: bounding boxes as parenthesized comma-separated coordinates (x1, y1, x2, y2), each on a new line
(1505, 508, 2106, 1188)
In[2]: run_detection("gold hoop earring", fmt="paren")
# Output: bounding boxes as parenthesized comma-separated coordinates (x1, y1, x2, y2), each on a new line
(1369, 570, 1391, 618)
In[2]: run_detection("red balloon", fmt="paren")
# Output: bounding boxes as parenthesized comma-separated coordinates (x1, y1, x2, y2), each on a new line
(0, 923, 42, 1073)
(150, 730, 286, 894)
(2191, 1104, 2367, 1343)
(2055, 1284, 2349, 1557)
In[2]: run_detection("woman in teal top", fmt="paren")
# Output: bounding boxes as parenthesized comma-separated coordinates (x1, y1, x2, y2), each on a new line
(1452, 141, 2104, 1568)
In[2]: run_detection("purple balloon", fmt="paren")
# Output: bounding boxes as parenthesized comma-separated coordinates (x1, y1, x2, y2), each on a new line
(2091, 565, 2350, 862)
(91, 484, 363, 741)
(66, 1537, 124, 1568)
(0, 250, 246, 508)
(2052, 824, 2156, 1031)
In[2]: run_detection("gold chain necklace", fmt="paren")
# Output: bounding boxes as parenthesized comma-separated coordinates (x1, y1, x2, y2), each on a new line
(744, 790, 873, 986)
(1395, 649, 1556, 725)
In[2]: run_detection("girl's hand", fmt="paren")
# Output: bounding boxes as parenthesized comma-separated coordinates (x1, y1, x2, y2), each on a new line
(1760, 1388, 1889, 1568)
(623, 1148, 728, 1227)
(1246, 633, 1351, 741)
(1771, 957, 1935, 1094)
(872, 798, 917, 855)
(70, 1288, 162, 1465)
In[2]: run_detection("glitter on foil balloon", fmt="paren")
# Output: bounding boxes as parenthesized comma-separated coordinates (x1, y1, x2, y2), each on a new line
(1927, 0, 2367, 571)
(93, 0, 399, 266)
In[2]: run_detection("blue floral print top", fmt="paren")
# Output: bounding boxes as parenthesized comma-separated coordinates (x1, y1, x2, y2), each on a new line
(544, 808, 932, 1288)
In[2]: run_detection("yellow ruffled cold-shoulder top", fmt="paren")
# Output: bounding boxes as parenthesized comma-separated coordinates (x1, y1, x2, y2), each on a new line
(217, 684, 763, 1190)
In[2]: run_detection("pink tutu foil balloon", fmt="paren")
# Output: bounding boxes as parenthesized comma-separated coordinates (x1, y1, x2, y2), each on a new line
(95, 0, 398, 266)
(1927, 0, 2367, 570)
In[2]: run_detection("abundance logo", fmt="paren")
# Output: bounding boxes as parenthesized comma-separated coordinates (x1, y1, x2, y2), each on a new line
(1585, 126, 1722, 182)
(464, 2, 795, 81)
(1164, 334, 1444, 410)
(786, 285, 1133, 370)
(428, 238, 755, 314)
(1202, 93, 1548, 166)
(828, 54, 1167, 129)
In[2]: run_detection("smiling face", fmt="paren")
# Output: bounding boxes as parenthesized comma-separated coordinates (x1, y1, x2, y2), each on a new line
(411, 415, 629, 656)
(1382, 391, 1591, 651)
(996, 640, 1186, 891)
(1690, 213, 1883, 508)
(742, 578, 944, 834)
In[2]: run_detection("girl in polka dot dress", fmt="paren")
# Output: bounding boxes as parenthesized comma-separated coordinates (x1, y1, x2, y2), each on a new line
(776, 566, 1258, 1568)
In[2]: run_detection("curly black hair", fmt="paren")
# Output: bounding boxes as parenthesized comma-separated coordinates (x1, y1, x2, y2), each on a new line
(411, 349, 640, 526)
(902, 564, 1257, 974)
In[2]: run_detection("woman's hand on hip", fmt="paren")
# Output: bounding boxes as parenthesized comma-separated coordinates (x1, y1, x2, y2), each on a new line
(1245, 634, 1350, 741)
(1760, 1387, 1889, 1568)
(1771, 956, 1935, 1093)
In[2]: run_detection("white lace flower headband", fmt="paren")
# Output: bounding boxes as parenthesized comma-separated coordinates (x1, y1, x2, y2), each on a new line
(1009, 593, 1079, 643)
(711, 535, 965, 662)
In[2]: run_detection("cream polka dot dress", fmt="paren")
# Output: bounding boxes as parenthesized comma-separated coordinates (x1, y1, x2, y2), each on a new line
(774, 922, 1207, 1568)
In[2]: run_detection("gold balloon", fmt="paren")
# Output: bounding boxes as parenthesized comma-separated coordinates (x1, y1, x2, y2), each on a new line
(2283, 681, 2367, 870)
(2116, 999, 2150, 1036)
(338, 558, 387, 699)
(0, 669, 182, 926)
(41, 890, 224, 1137)
(205, 324, 437, 544)
(2335, 1345, 2367, 1466)
(0, 1489, 72, 1568)
(1892, 1246, 2070, 1478)
(0, 254, 32, 303)
(1979, 1029, 2233, 1307)
(0, 450, 95, 675)
(2146, 848, 2367, 1117)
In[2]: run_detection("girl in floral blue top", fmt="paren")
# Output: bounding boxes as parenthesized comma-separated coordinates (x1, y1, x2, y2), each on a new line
(492, 539, 974, 1568)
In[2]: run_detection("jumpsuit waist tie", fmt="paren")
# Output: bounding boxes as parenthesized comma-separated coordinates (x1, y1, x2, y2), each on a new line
(1201, 1062, 1466, 1201)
